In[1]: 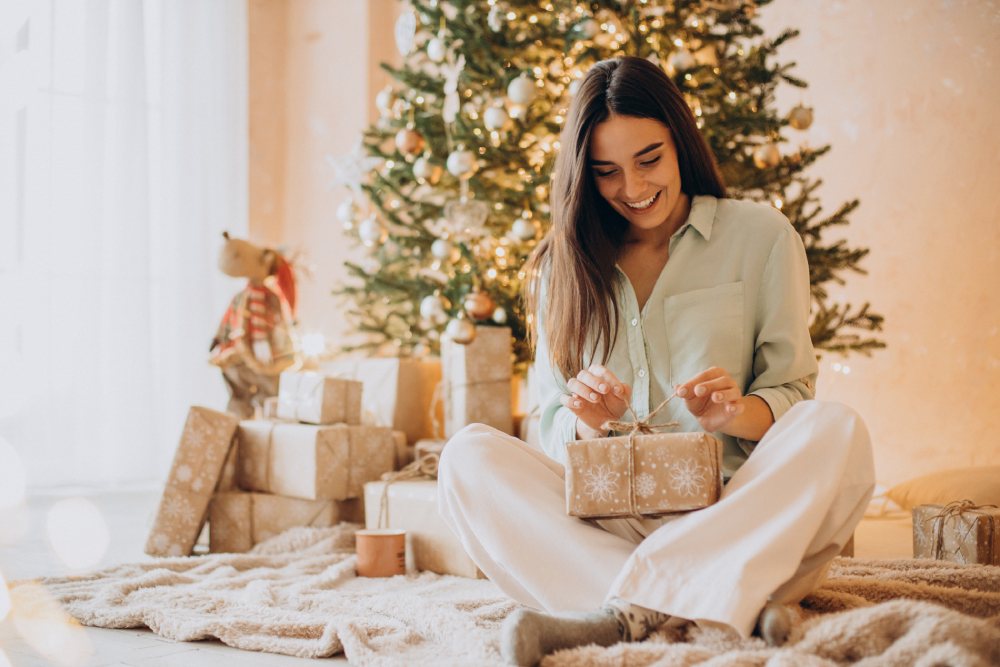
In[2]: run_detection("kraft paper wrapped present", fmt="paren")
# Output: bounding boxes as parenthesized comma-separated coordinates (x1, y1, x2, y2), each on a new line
(208, 492, 339, 553)
(566, 431, 723, 519)
(392, 430, 413, 469)
(277, 371, 362, 425)
(912, 501, 1000, 565)
(320, 357, 442, 444)
(441, 326, 513, 437)
(146, 406, 239, 557)
(364, 479, 482, 578)
(238, 420, 395, 500)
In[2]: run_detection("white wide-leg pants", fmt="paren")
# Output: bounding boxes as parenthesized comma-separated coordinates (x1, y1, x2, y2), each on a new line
(437, 400, 875, 638)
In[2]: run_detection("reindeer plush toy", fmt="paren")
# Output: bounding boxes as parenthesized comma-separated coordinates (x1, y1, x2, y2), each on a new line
(209, 232, 297, 418)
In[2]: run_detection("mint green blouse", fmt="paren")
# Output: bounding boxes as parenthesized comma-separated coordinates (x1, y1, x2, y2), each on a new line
(534, 195, 819, 478)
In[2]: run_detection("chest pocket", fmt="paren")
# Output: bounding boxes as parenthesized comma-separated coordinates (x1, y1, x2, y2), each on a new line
(663, 281, 745, 386)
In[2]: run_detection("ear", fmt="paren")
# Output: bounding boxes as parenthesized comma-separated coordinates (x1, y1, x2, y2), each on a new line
(260, 248, 276, 271)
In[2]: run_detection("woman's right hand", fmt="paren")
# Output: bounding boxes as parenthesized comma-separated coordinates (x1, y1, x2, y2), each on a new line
(560, 364, 632, 439)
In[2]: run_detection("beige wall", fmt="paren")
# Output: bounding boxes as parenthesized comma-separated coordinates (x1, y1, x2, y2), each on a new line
(248, 0, 400, 343)
(250, 1, 1000, 486)
(758, 1, 1000, 484)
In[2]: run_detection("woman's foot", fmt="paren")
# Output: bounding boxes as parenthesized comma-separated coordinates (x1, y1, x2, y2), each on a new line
(755, 601, 795, 647)
(500, 600, 670, 665)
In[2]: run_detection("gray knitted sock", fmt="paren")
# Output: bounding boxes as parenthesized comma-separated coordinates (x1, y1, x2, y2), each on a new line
(605, 597, 672, 641)
(500, 607, 622, 666)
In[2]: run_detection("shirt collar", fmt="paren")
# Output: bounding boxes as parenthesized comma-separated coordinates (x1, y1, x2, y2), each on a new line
(671, 195, 717, 242)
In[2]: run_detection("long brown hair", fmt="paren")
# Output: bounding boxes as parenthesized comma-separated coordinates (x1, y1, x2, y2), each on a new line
(525, 56, 726, 380)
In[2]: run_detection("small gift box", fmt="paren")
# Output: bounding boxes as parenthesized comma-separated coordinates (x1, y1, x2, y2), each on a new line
(441, 326, 513, 437)
(364, 479, 482, 578)
(238, 420, 396, 500)
(912, 501, 999, 565)
(319, 357, 442, 443)
(565, 400, 723, 519)
(277, 371, 362, 425)
(208, 492, 340, 553)
(146, 406, 240, 557)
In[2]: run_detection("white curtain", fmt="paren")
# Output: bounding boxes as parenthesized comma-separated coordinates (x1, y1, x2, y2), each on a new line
(0, 0, 248, 488)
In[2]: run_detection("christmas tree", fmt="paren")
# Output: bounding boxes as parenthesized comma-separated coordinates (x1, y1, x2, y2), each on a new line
(331, 0, 884, 373)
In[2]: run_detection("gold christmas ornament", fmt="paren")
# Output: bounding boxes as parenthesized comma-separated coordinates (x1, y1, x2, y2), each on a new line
(413, 157, 443, 185)
(788, 104, 814, 131)
(464, 290, 496, 320)
(752, 143, 781, 170)
(395, 128, 425, 156)
(445, 315, 477, 344)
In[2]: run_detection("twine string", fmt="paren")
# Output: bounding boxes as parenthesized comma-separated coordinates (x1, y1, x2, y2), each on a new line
(930, 500, 998, 560)
(377, 451, 440, 530)
(599, 393, 680, 518)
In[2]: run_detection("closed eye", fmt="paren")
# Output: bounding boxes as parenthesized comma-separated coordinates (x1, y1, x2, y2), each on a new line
(640, 156, 661, 167)
(594, 169, 617, 178)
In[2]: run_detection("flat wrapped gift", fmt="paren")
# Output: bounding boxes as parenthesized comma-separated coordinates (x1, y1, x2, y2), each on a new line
(912, 501, 999, 565)
(277, 371, 362, 425)
(364, 479, 482, 578)
(320, 357, 442, 444)
(208, 492, 339, 553)
(238, 420, 395, 500)
(146, 406, 239, 557)
(441, 326, 513, 437)
(566, 431, 723, 519)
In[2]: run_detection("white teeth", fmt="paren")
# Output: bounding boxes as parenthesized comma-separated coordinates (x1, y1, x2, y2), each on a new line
(624, 192, 658, 210)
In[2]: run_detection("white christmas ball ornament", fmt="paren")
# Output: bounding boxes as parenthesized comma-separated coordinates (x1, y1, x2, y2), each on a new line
(420, 294, 448, 323)
(487, 5, 504, 32)
(375, 87, 396, 116)
(426, 37, 447, 63)
(492, 307, 508, 325)
(507, 76, 538, 106)
(511, 218, 536, 241)
(484, 106, 509, 130)
(447, 149, 479, 178)
(358, 216, 385, 246)
(394, 9, 417, 56)
(670, 49, 697, 72)
(431, 238, 453, 260)
(445, 316, 477, 344)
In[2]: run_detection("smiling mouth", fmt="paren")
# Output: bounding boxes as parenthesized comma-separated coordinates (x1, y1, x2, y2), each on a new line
(623, 191, 660, 212)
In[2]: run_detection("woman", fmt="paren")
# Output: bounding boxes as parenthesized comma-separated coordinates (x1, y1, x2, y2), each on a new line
(437, 56, 874, 665)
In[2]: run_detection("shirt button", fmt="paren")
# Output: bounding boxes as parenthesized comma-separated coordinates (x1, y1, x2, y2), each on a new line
(637, 369, 647, 378)
(630, 318, 638, 326)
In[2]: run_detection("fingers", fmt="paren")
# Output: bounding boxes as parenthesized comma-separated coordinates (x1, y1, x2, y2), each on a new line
(560, 393, 585, 412)
(567, 377, 601, 403)
(675, 366, 732, 399)
(588, 363, 627, 398)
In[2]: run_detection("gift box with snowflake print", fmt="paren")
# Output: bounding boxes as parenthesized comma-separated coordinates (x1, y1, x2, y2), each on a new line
(145, 406, 240, 557)
(912, 503, 999, 565)
(238, 420, 397, 501)
(208, 492, 340, 553)
(565, 432, 723, 519)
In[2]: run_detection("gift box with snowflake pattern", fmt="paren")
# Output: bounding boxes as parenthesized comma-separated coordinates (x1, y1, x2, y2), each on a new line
(238, 420, 396, 500)
(208, 492, 340, 553)
(145, 406, 240, 557)
(565, 431, 723, 519)
(912, 503, 999, 565)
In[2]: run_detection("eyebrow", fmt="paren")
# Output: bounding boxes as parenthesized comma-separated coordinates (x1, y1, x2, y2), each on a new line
(590, 142, 664, 166)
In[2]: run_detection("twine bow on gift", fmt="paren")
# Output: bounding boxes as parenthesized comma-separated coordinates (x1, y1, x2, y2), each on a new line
(599, 393, 680, 519)
(376, 450, 441, 530)
(929, 499, 998, 562)
(281, 373, 324, 421)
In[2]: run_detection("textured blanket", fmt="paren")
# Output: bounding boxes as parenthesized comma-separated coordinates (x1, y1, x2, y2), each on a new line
(16, 525, 1000, 666)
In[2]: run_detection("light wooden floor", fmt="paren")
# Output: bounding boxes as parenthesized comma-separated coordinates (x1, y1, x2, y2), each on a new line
(0, 487, 350, 666)
(0, 487, 913, 667)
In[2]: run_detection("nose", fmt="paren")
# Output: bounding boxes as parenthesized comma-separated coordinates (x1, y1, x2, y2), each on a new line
(621, 169, 646, 201)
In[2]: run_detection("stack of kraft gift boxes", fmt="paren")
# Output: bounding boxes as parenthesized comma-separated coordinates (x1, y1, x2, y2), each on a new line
(144, 339, 515, 578)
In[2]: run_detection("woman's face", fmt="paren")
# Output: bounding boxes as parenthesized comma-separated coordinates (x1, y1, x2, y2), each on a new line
(588, 114, 686, 234)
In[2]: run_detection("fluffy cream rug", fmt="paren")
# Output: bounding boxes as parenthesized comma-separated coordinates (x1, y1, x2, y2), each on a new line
(19, 525, 1000, 666)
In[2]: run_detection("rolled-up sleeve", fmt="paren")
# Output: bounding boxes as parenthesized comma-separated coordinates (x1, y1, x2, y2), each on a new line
(533, 315, 579, 468)
(745, 222, 819, 426)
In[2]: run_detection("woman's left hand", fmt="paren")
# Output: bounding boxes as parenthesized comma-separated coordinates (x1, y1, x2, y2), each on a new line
(675, 367, 745, 433)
